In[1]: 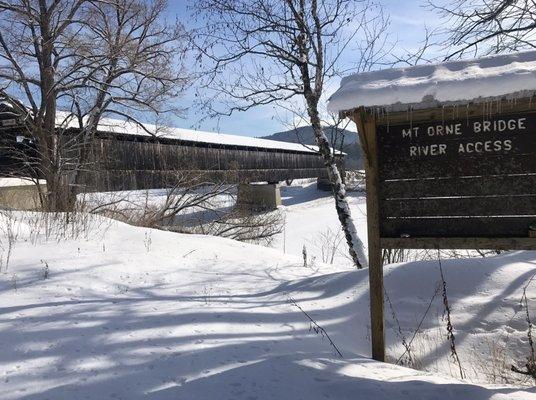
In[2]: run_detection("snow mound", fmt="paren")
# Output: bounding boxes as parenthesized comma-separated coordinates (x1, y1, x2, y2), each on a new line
(0, 177, 43, 187)
(328, 50, 536, 112)
(1, 210, 536, 398)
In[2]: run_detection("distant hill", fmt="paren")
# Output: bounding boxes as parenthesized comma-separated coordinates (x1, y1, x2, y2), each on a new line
(261, 126, 363, 169)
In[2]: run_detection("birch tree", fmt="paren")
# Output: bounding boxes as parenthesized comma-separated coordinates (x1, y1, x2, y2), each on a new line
(191, 0, 388, 268)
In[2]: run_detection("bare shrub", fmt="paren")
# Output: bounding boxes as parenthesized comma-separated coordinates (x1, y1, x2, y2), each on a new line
(471, 338, 525, 385)
(0, 206, 111, 275)
(41, 260, 50, 280)
(0, 209, 18, 272)
(475, 249, 503, 257)
(512, 273, 536, 382)
(386, 282, 441, 371)
(0, 196, 113, 248)
(437, 251, 465, 379)
(143, 232, 152, 253)
(22, 208, 112, 245)
(398, 323, 446, 374)
(183, 207, 284, 246)
(382, 248, 491, 267)
(344, 170, 366, 192)
(10, 273, 17, 291)
(87, 171, 231, 228)
(310, 228, 344, 265)
(382, 248, 412, 265)
(289, 297, 343, 358)
(85, 171, 284, 245)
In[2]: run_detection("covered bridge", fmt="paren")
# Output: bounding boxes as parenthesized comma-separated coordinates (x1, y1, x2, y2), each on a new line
(0, 108, 341, 204)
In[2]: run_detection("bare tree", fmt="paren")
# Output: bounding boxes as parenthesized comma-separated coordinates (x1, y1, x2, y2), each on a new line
(0, 0, 87, 211)
(430, 0, 536, 59)
(0, 0, 190, 211)
(191, 0, 389, 268)
(194, 209, 284, 245)
(84, 169, 284, 245)
(67, 0, 190, 190)
(88, 170, 231, 227)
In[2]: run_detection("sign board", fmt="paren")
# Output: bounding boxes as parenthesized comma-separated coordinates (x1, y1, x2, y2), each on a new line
(333, 49, 536, 365)
(376, 112, 536, 240)
(351, 103, 536, 363)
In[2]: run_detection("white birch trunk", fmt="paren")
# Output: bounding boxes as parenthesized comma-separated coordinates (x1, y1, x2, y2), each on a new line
(307, 99, 368, 269)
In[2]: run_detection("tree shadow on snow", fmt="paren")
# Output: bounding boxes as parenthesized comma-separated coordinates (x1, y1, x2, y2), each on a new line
(2, 252, 536, 399)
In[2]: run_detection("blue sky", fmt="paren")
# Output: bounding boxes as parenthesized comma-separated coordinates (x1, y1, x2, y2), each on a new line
(166, 1, 439, 137)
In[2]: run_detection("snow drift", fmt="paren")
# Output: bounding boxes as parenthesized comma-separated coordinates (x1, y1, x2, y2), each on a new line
(0, 208, 535, 399)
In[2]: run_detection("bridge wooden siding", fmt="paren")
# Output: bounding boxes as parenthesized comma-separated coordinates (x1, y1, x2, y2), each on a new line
(0, 104, 341, 192)
(74, 131, 334, 192)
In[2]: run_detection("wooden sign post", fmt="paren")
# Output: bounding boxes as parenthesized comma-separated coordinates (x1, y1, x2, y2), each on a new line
(354, 110, 385, 362)
(351, 100, 536, 362)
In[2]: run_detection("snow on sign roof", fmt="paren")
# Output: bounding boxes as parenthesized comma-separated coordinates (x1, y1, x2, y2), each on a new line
(56, 112, 319, 154)
(328, 50, 536, 113)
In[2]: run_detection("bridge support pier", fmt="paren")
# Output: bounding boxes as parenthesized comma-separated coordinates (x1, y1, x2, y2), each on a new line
(237, 182, 281, 210)
(0, 182, 45, 210)
(317, 177, 332, 191)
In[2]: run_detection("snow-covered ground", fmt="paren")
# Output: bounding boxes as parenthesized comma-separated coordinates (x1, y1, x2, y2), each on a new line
(275, 181, 368, 269)
(80, 179, 366, 268)
(0, 177, 45, 187)
(1, 183, 536, 399)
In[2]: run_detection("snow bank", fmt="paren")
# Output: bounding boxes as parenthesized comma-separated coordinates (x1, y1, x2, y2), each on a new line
(328, 50, 536, 113)
(1, 207, 536, 398)
(0, 177, 43, 187)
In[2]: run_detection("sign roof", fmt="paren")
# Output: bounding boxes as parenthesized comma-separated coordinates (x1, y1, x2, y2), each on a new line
(328, 50, 536, 113)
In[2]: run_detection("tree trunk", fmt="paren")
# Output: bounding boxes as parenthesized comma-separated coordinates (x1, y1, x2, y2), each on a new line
(305, 95, 368, 269)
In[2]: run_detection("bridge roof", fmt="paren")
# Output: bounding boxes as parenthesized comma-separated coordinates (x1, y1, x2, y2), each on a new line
(328, 50, 536, 113)
(56, 112, 320, 154)
(1, 102, 342, 155)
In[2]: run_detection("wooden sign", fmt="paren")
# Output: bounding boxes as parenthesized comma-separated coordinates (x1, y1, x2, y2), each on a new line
(377, 112, 536, 240)
(352, 103, 536, 364)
